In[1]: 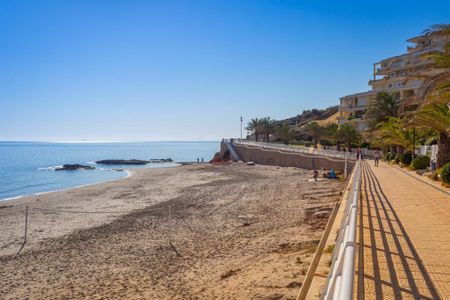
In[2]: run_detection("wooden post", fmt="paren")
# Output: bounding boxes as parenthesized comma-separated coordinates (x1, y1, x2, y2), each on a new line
(24, 206, 28, 244)
(17, 206, 29, 255)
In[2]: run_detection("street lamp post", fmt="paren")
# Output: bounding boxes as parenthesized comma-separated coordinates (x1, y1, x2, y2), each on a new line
(240, 116, 243, 140)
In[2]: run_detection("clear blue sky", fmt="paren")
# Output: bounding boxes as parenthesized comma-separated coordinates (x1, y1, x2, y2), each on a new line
(1, 0, 449, 141)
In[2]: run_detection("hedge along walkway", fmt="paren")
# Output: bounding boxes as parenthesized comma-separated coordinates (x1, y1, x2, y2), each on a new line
(355, 161, 450, 299)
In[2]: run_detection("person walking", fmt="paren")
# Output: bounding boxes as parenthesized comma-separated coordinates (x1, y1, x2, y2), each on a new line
(374, 149, 380, 167)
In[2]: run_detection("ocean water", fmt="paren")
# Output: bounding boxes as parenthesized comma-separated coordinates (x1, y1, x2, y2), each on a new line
(0, 141, 219, 201)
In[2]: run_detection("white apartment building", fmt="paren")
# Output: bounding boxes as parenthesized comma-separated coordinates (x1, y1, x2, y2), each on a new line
(338, 32, 448, 132)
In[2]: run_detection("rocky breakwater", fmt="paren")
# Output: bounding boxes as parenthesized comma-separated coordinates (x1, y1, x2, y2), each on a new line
(95, 159, 173, 165)
(55, 164, 96, 171)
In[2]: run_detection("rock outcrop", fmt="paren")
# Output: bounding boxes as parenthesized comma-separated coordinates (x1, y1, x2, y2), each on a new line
(96, 159, 149, 165)
(95, 159, 173, 165)
(55, 164, 95, 171)
(149, 158, 173, 163)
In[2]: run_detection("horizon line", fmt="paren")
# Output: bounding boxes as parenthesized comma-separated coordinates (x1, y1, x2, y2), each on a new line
(0, 139, 222, 143)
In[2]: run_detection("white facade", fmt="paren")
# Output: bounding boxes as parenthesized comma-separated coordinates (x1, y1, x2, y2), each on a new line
(338, 32, 448, 132)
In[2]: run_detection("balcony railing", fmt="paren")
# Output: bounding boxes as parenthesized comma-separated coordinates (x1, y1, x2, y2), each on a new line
(339, 105, 368, 112)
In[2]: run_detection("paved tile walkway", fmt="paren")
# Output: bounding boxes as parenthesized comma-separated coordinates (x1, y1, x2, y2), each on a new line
(355, 161, 450, 299)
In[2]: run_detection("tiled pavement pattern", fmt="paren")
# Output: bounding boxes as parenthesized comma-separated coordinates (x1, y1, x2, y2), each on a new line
(355, 161, 450, 299)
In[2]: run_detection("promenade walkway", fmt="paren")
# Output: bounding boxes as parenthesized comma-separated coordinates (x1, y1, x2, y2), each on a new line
(356, 161, 450, 299)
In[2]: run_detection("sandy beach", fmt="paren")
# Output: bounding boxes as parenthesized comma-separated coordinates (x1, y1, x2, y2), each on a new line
(0, 163, 343, 299)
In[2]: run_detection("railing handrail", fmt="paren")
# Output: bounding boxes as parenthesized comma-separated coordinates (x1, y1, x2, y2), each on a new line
(231, 139, 356, 160)
(321, 161, 361, 300)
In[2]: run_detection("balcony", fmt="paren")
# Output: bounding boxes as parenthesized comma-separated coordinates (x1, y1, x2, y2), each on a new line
(339, 105, 368, 112)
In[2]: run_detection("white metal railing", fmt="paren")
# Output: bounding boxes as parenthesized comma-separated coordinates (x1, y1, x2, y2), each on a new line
(231, 139, 356, 160)
(321, 161, 361, 300)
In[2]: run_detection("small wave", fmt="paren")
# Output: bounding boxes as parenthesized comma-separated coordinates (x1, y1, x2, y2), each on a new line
(1, 195, 26, 201)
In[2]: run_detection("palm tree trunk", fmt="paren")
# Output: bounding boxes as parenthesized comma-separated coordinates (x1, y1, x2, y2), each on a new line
(437, 132, 450, 168)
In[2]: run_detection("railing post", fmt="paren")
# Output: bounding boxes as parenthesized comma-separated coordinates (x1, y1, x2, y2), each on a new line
(344, 153, 348, 179)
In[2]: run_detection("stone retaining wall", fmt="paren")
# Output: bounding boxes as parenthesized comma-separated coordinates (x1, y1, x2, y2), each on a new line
(226, 143, 354, 172)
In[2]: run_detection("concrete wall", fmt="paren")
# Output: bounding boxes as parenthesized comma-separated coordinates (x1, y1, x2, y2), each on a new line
(228, 143, 354, 172)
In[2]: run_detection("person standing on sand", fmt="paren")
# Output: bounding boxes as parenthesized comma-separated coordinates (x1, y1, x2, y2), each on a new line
(356, 149, 360, 160)
(197, 158, 199, 163)
(374, 150, 380, 167)
(313, 170, 319, 181)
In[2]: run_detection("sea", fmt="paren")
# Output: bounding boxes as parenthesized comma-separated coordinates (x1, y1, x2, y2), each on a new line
(0, 141, 219, 201)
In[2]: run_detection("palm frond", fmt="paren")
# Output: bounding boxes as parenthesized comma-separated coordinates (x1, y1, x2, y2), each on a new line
(422, 24, 450, 36)
(410, 103, 450, 133)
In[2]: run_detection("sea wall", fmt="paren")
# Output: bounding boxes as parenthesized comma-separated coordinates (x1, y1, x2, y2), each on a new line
(226, 143, 354, 172)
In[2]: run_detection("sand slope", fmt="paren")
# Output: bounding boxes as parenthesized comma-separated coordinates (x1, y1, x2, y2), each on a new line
(0, 164, 343, 299)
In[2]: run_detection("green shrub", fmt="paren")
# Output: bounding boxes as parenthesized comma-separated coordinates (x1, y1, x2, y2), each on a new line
(400, 152, 412, 166)
(394, 155, 400, 164)
(411, 155, 430, 170)
(385, 152, 392, 161)
(324, 244, 335, 254)
(441, 163, 450, 184)
(429, 171, 440, 181)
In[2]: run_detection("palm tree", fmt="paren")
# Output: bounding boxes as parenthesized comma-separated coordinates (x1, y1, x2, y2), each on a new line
(324, 123, 340, 150)
(409, 103, 450, 167)
(303, 122, 324, 148)
(414, 24, 450, 167)
(337, 124, 361, 152)
(368, 90, 401, 123)
(422, 24, 450, 36)
(259, 117, 274, 142)
(246, 118, 260, 141)
(275, 123, 293, 145)
(420, 24, 450, 105)
(373, 117, 411, 154)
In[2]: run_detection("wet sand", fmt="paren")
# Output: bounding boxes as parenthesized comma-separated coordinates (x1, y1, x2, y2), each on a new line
(0, 164, 343, 299)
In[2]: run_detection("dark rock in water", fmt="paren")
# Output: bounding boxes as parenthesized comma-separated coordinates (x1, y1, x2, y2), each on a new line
(149, 158, 173, 163)
(96, 158, 173, 165)
(55, 164, 95, 171)
(96, 159, 149, 165)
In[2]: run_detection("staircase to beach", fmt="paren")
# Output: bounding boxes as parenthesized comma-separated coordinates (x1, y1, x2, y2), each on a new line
(224, 140, 241, 161)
